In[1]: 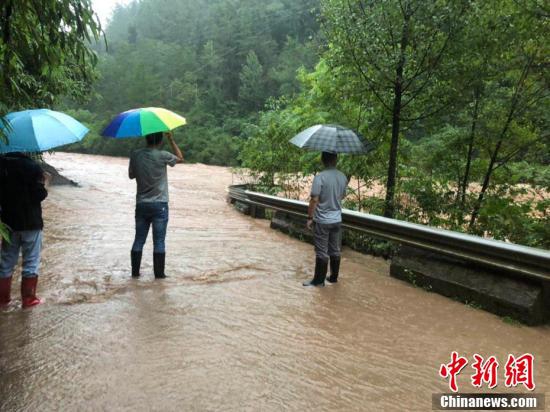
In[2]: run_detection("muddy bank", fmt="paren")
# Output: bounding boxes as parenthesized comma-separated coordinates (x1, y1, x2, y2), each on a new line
(41, 162, 78, 186)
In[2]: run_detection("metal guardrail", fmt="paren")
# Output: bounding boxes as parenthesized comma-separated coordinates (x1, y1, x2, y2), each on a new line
(228, 184, 550, 282)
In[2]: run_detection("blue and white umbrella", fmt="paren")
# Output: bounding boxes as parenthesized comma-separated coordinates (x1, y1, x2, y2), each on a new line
(290, 124, 373, 154)
(0, 109, 89, 153)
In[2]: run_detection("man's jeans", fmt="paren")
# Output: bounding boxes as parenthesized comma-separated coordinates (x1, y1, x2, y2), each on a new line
(313, 222, 342, 261)
(0, 230, 43, 278)
(131, 202, 169, 254)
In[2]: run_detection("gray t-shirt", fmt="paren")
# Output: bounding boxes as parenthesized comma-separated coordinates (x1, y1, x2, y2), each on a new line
(310, 168, 348, 224)
(129, 148, 178, 203)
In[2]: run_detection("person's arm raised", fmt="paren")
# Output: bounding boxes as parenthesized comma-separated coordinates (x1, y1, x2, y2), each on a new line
(166, 132, 184, 163)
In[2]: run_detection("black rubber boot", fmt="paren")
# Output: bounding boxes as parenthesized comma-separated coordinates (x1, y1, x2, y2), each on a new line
(131, 251, 142, 278)
(153, 252, 167, 279)
(303, 258, 328, 287)
(327, 256, 341, 284)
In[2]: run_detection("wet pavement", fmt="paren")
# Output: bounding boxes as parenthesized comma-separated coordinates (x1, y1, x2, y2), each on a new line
(1, 152, 549, 411)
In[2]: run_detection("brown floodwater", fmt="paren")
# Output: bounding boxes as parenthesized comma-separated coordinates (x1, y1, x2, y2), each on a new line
(1, 152, 549, 411)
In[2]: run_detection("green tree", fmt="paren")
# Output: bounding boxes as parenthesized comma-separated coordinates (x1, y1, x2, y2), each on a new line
(269, 36, 318, 96)
(460, 2, 548, 230)
(0, 0, 102, 240)
(239, 0, 548, 248)
(66, 0, 321, 165)
(0, 0, 102, 119)
(239, 51, 266, 111)
(322, 0, 468, 218)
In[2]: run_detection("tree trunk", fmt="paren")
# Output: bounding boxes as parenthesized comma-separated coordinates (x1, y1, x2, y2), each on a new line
(384, 87, 403, 218)
(468, 138, 502, 232)
(357, 179, 362, 211)
(383, 11, 410, 219)
(468, 59, 531, 231)
(460, 89, 480, 208)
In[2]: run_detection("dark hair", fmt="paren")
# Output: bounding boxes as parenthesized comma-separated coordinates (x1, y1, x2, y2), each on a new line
(321, 151, 337, 166)
(146, 132, 163, 146)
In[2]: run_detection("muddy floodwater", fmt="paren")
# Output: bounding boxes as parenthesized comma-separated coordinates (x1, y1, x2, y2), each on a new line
(1, 152, 549, 411)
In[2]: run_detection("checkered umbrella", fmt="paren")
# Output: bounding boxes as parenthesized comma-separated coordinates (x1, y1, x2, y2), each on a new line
(289, 124, 373, 154)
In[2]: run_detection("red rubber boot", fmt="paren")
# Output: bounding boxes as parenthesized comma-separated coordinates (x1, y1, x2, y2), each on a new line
(21, 276, 42, 308)
(0, 276, 12, 306)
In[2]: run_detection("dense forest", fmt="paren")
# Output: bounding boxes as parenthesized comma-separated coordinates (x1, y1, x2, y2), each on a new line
(61, 0, 321, 164)
(1, 0, 548, 248)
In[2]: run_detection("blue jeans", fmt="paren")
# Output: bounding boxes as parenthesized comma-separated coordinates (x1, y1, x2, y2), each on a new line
(0, 230, 43, 278)
(131, 202, 169, 254)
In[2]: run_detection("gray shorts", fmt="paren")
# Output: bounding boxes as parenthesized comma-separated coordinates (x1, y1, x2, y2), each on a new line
(313, 222, 342, 261)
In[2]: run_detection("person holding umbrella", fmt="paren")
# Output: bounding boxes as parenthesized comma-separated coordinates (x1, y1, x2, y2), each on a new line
(102, 107, 186, 279)
(0, 153, 50, 307)
(0, 109, 89, 307)
(303, 151, 348, 286)
(128, 132, 183, 279)
(290, 124, 373, 287)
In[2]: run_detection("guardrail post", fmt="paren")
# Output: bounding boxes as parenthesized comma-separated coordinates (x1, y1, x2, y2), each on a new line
(542, 281, 550, 322)
(270, 210, 313, 243)
(250, 204, 265, 219)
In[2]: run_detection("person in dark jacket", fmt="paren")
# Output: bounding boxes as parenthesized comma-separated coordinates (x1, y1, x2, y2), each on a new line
(0, 152, 49, 308)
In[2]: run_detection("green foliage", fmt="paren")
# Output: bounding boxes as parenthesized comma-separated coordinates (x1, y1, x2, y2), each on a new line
(0, 222, 10, 243)
(270, 37, 320, 96)
(342, 231, 395, 259)
(0, 1, 102, 239)
(322, 0, 470, 217)
(239, 51, 267, 111)
(9, 0, 543, 249)
(465, 300, 482, 310)
(0, 0, 102, 119)
(238, 0, 549, 249)
(502, 316, 522, 327)
(63, 0, 320, 165)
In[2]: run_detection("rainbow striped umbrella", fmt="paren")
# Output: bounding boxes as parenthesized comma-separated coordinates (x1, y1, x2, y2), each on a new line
(102, 107, 186, 138)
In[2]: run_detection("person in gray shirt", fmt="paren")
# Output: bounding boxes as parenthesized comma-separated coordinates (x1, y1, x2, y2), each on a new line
(129, 131, 183, 279)
(303, 151, 348, 287)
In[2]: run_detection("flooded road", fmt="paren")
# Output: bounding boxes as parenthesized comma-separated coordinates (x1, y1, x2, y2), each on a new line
(1, 152, 549, 411)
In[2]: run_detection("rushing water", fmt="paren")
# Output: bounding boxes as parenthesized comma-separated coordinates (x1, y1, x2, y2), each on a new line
(0, 152, 549, 411)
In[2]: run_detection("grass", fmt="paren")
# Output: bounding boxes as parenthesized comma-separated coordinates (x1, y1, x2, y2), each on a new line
(465, 300, 483, 310)
(502, 316, 522, 326)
